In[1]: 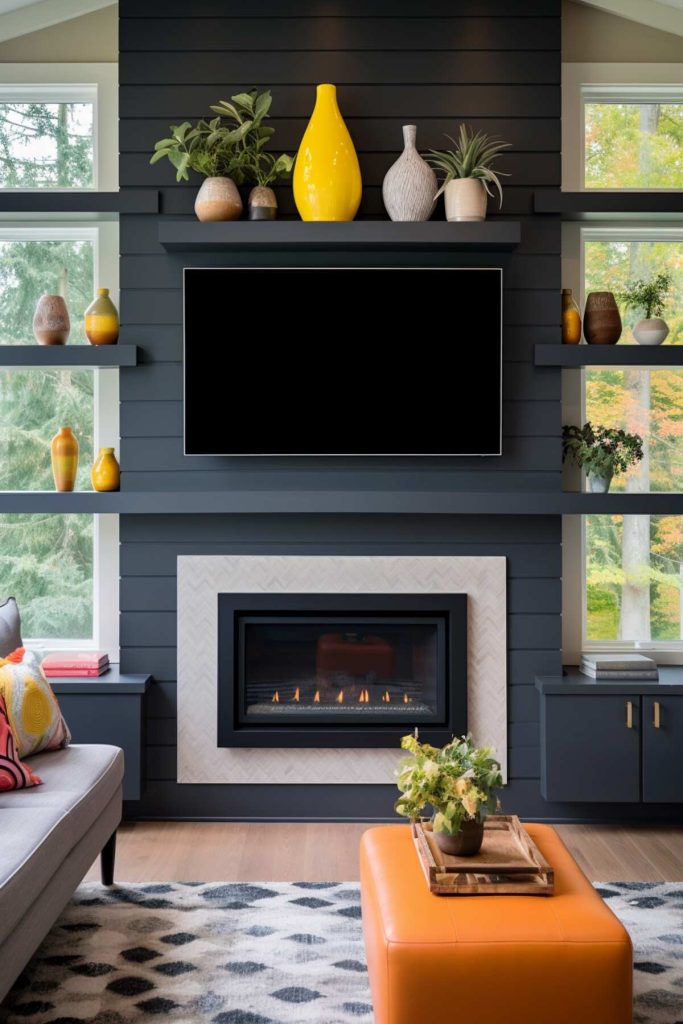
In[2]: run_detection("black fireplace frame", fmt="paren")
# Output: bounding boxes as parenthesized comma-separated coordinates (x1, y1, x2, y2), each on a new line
(217, 593, 467, 748)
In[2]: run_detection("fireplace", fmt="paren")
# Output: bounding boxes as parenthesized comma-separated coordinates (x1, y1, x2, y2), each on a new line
(217, 594, 467, 747)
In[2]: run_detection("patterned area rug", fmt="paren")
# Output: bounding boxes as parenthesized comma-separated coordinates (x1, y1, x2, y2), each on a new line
(1, 881, 682, 1024)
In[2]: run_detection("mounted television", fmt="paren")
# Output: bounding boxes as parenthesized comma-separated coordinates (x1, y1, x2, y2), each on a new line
(183, 267, 502, 456)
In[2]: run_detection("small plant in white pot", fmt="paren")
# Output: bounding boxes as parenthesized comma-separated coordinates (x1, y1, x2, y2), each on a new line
(619, 272, 672, 346)
(562, 422, 644, 493)
(426, 125, 510, 222)
(394, 733, 503, 857)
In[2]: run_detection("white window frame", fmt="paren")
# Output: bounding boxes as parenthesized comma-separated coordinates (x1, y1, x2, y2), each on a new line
(562, 63, 683, 192)
(0, 63, 117, 190)
(0, 221, 120, 656)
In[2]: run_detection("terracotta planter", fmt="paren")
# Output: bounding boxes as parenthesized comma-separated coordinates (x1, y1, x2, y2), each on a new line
(443, 178, 487, 222)
(85, 287, 119, 346)
(433, 819, 485, 857)
(33, 294, 70, 346)
(382, 124, 437, 223)
(91, 447, 120, 492)
(194, 176, 242, 222)
(583, 292, 622, 345)
(633, 317, 669, 346)
(248, 185, 277, 221)
(51, 427, 79, 492)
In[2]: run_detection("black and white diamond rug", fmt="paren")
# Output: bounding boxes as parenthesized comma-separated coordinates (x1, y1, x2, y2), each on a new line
(2, 881, 682, 1024)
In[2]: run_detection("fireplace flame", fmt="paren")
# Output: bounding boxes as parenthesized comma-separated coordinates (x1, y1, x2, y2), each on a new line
(358, 689, 370, 704)
(292, 687, 300, 702)
(403, 692, 411, 704)
(382, 690, 390, 703)
(336, 689, 344, 704)
(313, 690, 320, 703)
(272, 691, 280, 703)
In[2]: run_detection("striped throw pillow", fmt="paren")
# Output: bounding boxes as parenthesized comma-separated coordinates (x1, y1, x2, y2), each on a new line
(0, 693, 41, 790)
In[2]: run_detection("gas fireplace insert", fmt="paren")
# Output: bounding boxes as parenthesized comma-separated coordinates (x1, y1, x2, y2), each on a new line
(217, 593, 467, 747)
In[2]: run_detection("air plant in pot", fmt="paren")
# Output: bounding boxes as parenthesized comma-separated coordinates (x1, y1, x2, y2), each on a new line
(426, 124, 511, 222)
(394, 733, 503, 857)
(210, 90, 293, 220)
(562, 422, 644, 493)
(619, 272, 672, 346)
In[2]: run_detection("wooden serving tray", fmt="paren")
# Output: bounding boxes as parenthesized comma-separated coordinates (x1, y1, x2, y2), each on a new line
(412, 815, 554, 896)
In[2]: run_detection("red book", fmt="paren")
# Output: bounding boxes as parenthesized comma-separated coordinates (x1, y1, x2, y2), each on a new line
(44, 667, 108, 678)
(43, 652, 109, 671)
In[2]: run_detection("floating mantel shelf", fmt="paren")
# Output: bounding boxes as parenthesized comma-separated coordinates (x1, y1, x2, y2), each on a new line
(1, 491, 682, 516)
(535, 344, 683, 367)
(0, 345, 138, 368)
(0, 191, 159, 215)
(534, 190, 683, 221)
(158, 219, 521, 252)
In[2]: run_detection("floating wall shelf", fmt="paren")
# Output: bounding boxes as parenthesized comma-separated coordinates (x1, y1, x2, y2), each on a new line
(158, 219, 521, 252)
(535, 344, 683, 367)
(0, 345, 138, 368)
(1, 490, 681, 516)
(0, 191, 159, 215)
(534, 190, 683, 221)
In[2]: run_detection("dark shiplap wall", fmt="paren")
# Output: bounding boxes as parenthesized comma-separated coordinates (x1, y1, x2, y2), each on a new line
(118, 0, 577, 820)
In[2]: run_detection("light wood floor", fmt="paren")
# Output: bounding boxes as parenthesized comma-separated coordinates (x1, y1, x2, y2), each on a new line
(86, 822, 683, 883)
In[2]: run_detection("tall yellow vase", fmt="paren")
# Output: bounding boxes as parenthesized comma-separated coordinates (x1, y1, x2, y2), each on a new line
(293, 84, 362, 222)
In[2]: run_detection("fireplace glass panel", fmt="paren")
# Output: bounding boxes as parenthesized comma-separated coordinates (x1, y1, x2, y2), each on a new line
(239, 615, 445, 724)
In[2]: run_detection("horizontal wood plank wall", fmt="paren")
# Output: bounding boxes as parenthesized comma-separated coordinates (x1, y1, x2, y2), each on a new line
(117, 0, 583, 820)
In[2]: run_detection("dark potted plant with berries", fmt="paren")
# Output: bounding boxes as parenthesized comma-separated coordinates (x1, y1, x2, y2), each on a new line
(562, 422, 644, 493)
(394, 733, 503, 856)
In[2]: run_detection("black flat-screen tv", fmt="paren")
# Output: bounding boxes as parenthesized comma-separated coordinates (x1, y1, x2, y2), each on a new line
(184, 267, 502, 456)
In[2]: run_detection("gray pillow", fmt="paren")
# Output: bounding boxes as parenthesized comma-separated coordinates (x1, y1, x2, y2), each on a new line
(0, 597, 22, 657)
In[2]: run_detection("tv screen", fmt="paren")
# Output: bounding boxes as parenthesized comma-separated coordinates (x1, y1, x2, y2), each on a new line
(184, 267, 502, 456)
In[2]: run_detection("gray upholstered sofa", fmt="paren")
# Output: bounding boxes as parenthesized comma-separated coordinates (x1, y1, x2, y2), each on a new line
(0, 744, 123, 1002)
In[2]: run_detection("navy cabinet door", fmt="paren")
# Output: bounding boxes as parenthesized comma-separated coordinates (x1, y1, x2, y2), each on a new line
(642, 696, 683, 803)
(541, 695, 640, 802)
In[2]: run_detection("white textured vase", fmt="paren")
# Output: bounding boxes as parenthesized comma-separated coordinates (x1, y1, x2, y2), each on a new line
(194, 176, 242, 222)
(382, 124, 437, 222)
(633, 317, 669, 346)
(443, 178, 487, 222)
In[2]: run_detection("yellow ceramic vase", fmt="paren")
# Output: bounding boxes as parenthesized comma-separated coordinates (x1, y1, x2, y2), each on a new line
(85, 287, 119, 346)
(293, 83, 362, 222)
(51, 427, 79, 492)
(91, 447, 120, 492)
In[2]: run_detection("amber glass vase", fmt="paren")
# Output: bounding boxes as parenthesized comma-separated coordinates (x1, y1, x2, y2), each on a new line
(561, 288, 582, 344)
(85, 288, 119, 345)
(51, 427, 79, 492)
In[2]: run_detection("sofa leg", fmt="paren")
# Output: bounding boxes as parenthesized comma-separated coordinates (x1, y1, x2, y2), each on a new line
(101, 830, 117, 886)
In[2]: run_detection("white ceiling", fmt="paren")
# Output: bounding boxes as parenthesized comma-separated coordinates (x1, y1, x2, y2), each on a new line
(0, 0, 113, 42)
(580, 0, 683, 35)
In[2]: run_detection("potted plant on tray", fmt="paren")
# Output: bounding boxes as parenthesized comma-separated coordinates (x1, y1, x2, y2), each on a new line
(426, 124, 511, 222)
(394, 733, 503, 857)
(210, 90, 293, 220)
(562, 422, 644, 493)
(619, 272, 672, 346)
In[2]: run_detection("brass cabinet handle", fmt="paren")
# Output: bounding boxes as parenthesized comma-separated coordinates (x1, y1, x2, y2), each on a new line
(626, 701, 633, 729)
(654, 701, 661, 729)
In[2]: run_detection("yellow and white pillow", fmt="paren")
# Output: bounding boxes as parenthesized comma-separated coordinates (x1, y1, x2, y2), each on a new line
(0, 649, 70, 757)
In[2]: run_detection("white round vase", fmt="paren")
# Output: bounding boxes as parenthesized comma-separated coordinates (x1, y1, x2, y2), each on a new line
(633, 318, 669, 346)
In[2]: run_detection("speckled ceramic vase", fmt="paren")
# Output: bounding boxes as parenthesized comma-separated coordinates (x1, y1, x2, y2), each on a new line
(248, 185, 277, 221)
(194, 176, 242, 222)
(33, 294, 70, 346)
(382, 125, 437, 222)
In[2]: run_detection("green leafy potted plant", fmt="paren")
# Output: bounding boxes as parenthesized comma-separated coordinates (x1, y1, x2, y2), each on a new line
(395, 733, 503, 856)
(425, 124, 511, 222)
(562, 422, 644, 493)
(211, 91, 293, 220)
(619, 272, 672, 346)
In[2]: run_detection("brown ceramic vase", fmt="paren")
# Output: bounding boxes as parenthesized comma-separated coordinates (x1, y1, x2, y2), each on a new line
(433, 819, 485, 857)
(583, 292, 622, 345)
(33, 294, 70, 346)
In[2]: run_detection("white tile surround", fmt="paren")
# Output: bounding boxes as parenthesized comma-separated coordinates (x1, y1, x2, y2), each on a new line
(177, 555, 507, 784)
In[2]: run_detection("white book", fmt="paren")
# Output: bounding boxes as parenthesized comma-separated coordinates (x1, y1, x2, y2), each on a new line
(581, 653, 657, 671)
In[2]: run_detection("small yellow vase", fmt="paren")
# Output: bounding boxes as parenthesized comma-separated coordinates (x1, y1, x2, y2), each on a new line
(51, 427, 79, 492)
(85, 287, 119, 346)
(293, 83, 362, 222)
(91, 447, 120, 492)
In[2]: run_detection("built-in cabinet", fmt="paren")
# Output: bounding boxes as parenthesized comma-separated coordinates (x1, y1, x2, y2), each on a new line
(537, 671, 683, 804)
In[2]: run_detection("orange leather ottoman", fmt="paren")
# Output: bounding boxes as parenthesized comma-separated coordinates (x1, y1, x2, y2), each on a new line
(360, 824, 632, 1024)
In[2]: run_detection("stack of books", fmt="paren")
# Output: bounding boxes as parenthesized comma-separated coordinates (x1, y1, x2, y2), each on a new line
(580, 654, 658, 681)
(43, 652, 110, 678)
